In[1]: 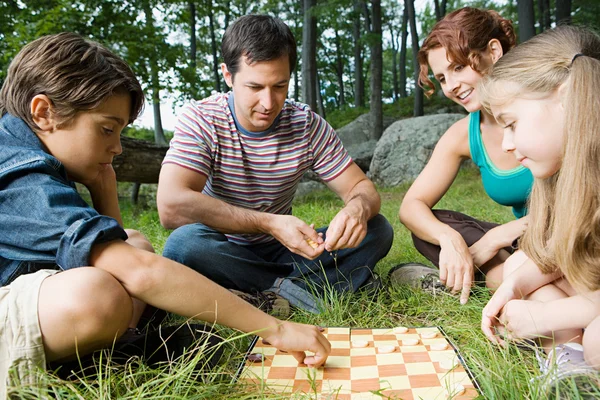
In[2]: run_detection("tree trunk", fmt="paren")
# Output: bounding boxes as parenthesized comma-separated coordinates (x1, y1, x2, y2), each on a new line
(406, 0, 423, 116)
(302, 0, 317, 110)
(369, 0, 383, 139)
(441, 0, 447, 17)
(316, 73, 326, 118)
(207, 0, 220, 92)
(294, 68, 299, 101)
(399, 5, 408, 98)
(517, 0, 536, 42)
(189, 1, 196, 68)
(555, 0, 572, 25)
(334, 29, 346, 107)
(390, 27, 399, 101)
(433, 0, 441, 21)
(113, 137, 168, 183)
(353, 0, 365, 108)
(542, 0, 551, 29)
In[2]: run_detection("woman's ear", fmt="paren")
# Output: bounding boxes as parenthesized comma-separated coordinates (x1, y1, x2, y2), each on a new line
(30, 95, 56, 132)
(487, 38, 504, 64)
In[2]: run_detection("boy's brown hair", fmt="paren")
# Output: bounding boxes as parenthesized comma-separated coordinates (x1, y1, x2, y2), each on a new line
(0, 32, 144, 130)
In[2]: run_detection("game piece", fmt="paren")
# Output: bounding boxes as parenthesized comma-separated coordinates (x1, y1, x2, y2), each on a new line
(430, 342, 449, 351)
(352, 340, 369, 348)
(306, 238, 318, 249)
(393, 326, 408, 333)
(402, 338, 420, 346)
(238, 327, 479, 399)
(247, 353, 264, 362)
(376, 345, 396, 354)
(421, 331, 438, 339)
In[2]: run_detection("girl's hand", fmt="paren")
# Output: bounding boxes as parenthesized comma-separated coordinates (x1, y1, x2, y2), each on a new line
(481, 281, 518, 345)
(262, 321, 331, 367)
(439, 233, 474, 304)
(498, 299, 550, 340)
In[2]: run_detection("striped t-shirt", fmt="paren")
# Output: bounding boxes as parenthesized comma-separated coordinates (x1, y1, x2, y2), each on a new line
(163, 92, 353, 245)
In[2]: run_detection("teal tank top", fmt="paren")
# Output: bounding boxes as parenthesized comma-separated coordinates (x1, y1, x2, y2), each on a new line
(468, 111, 533, 218)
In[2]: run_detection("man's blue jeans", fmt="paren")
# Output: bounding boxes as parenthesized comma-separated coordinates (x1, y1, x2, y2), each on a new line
(162, 214, 393, 313)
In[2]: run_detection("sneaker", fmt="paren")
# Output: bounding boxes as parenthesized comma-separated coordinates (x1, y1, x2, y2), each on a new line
(358, 273, 384, 295)
(535, 343, 600, 394)
(387, 262, 446, 293)
(229, 289, 291, 318)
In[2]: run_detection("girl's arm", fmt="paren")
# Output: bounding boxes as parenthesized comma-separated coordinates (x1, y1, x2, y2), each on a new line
(399, 117, 475, 303)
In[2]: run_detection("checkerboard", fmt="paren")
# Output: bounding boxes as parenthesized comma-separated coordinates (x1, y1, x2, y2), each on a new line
(236, 327, 479, 399)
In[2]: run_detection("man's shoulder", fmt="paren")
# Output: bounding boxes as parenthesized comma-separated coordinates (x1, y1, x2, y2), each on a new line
(187, 93, 229, 114)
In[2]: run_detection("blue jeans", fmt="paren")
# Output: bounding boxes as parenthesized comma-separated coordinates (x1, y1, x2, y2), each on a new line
(162, 214, 393, 313)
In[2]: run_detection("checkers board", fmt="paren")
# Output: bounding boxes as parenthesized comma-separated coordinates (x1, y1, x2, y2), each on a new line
(236, 327, 480, 399)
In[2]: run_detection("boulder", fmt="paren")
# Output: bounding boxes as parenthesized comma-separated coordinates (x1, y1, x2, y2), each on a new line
(369, 113, 465, 187)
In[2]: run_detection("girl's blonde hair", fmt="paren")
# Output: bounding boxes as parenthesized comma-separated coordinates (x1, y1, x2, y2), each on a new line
(479, 26, 600, 291)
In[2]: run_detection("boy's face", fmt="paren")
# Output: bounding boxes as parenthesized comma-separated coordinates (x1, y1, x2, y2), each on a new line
(41, 93, 130, 183)
(222, 55, 290, 132)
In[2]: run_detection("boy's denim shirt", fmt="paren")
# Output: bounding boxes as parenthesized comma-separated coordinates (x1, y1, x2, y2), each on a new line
(0, 113, 127, 286)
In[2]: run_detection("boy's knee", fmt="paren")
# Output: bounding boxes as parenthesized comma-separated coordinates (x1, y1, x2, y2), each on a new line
(124, 229, 154, 253)
(59, 269, 132, 339)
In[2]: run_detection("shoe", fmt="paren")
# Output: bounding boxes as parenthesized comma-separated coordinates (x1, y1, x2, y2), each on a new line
(534, 343, 600, 395)
(229, 289, 291, 318)
(49, 323, 224, 380)
(358, 273, 384, 295)
(387, 262, 446, 293)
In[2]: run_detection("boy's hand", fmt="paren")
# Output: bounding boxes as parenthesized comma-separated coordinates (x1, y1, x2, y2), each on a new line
(262, 321, 331, 367)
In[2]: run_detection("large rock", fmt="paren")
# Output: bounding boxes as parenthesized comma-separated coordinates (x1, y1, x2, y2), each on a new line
(335, 113, 396, 173)
(369, 113, 465, 187)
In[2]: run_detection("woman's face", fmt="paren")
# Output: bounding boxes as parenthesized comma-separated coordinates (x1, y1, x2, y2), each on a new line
(427, 44, 498, 113)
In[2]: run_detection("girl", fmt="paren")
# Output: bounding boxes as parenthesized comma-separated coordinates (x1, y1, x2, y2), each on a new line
(395, 7, 533, 304)
(479, 26, 600, 383)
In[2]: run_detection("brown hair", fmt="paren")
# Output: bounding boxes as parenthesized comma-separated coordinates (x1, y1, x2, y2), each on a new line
(479, 26, 600, 291)
(417, 7, 516, 97)
(0, 32, 144, 130)
(221, 14, 297, 80)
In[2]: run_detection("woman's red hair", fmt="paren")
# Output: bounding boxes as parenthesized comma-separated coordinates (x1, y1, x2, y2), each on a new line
(417, 7, 516, 97)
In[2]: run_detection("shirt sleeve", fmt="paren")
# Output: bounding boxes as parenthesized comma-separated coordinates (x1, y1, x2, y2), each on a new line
(0, 159, 127, 270)
(162, 102, 214, 178)
(308, 111, 353, 182)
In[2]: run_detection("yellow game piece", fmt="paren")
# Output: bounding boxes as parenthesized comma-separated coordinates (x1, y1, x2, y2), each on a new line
(306, 238, 318, 249)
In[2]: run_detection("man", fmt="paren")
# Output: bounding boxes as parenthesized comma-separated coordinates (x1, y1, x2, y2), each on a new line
(157, 15, 393, 314)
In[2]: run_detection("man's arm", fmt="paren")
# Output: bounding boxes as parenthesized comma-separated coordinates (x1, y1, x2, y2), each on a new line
(90, 239, 331, 366)
(157, 164, 323, 259)
(324, 162, 381, 251)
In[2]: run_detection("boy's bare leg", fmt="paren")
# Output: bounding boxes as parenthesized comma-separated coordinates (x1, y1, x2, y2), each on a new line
(38, 267, 133, 363)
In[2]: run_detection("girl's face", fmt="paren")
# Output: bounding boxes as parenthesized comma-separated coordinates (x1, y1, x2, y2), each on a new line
(428, 46, 491, 113)
(492, 90, 565, 179)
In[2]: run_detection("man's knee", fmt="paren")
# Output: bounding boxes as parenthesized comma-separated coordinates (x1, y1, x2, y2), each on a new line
(366, 214, 394, 252)
(162, 223, 225, 268)
(124, 229, 154, 253)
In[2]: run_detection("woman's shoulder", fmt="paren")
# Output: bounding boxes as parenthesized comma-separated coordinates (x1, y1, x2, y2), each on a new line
(437, 115, 471, 157)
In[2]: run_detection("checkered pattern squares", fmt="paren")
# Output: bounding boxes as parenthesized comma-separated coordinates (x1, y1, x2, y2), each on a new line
(239, 327, 479, 399)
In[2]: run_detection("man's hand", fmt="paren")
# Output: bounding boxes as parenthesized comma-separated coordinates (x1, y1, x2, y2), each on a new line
(268, 215, 324, 259)
(324, 204, 367, 252)
(262, 321, 331, 367)
(438, 233, 474, 304)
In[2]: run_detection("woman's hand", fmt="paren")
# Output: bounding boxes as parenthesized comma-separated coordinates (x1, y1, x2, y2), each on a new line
(439, 233, 474, 304)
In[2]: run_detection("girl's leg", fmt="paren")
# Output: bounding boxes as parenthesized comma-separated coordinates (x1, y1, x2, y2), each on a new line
(583, 315, 600, 370)
(38, 267, 133, 363)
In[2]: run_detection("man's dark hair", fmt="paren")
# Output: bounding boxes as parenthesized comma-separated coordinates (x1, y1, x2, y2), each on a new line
(221, 14, 297, 79)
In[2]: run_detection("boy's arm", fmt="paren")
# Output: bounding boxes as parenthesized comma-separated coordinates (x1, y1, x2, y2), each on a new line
(82, 165, 123, 226)
(90, 239, 331, 365)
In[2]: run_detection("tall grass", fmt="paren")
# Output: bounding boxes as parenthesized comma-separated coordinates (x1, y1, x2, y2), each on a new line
(12, 168, 598, 399)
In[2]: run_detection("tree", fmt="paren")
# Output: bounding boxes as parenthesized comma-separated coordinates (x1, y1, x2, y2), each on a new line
(369, 0, 383, 139)
(406, 0, 423, 116)
(398, 4, 409, 99)
(353, 0, 365, 108)
(302, 0, 318, 111)
(517, 0, 536, 42)
(556, 0, 572, 24)
(537, 0, 551, 31)
(206, 0, 221, 92)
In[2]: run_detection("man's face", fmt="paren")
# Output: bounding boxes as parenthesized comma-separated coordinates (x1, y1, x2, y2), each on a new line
(222, 55, 290, 132)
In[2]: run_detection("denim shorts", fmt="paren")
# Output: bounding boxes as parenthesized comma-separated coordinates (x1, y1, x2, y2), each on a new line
(1, 269, 59, 398)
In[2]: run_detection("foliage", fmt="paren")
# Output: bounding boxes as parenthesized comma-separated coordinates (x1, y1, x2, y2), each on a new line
(123, 125, 174, 142)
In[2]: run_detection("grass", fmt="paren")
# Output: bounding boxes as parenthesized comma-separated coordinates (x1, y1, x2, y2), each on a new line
(11, 167, 599, 399)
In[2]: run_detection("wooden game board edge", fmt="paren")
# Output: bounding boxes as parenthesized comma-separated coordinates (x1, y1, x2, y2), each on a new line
(437, 326, 484, 396)
(232, 335, 261, 383)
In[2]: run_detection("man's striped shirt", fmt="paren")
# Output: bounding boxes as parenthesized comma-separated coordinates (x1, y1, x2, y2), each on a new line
(163, 92, 352, 245)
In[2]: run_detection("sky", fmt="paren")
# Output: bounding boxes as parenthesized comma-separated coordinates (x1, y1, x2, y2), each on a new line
(134, 0, 431, 132)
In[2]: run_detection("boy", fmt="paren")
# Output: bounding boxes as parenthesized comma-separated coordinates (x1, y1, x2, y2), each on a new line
(0, 32, 330, 398)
